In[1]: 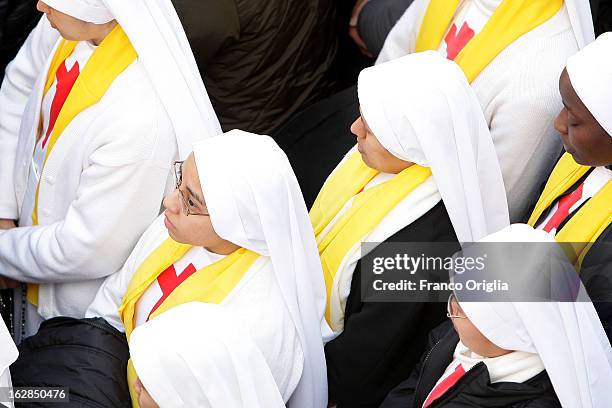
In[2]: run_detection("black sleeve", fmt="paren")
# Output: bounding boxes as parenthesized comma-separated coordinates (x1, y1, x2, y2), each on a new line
(11, 317, 130, 407)
(326, 296, 444, 407)
(0, 0, 8, 24)
(520, 393, 562, 408)
(580, 224, 612, 342)
(357, 0, 414, 58)
(171, 0, 240, 71)
(380, 321, 455, 408)
(378, 356, 421, 408)
(595, 0, 612, 35)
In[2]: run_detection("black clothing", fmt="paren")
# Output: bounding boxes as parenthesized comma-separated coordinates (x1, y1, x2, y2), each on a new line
(358, 0, 414, 58)
(172, 0, 338, 135)
(325, 201, 460, 408)
(592, 0, 612, 35)
(0, 0, 7, 24)
(581, 223, 612, 341)
(10, 317, 130, 408)
(276, 85, 358, 209)
(0, 0, 40, 80)
(0, 289, 12, 336)
(381, 321, 561, 408)
(526, 159, 612, 343)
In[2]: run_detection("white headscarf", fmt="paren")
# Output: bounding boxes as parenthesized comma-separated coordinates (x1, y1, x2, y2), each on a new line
(1, 319, 17, 381)
(130, 302, 286, 408)
(41, 0, 112, 24)
(459, 224, 612, 408)
(566, 0, 596, 49)
(193, 130, 330, 408)
(43, 0, 222, 158)
(358, 51, 509, 243)
(567, 32, 612, 138)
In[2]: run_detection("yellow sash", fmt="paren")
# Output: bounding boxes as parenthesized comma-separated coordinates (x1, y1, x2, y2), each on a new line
(415, 0, 563, 82)
(527, 153, 612, 267)
(26, 26, 137, 306)
(310, 152, 432, 324)
(119, 238, 259, 407)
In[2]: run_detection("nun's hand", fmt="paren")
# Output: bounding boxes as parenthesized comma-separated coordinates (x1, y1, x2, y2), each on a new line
(0, 219, 16, 230)
(134, 378, 159, 408)
(0, 277, 20, 289)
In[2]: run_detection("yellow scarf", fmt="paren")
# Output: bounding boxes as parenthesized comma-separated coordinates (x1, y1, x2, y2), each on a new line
(27, 25, 137, 306)
(118, 237, 259, 407)
(415, 0, 563, 82)
(310, 151, 432, 325)
(528, 153, 612, 267)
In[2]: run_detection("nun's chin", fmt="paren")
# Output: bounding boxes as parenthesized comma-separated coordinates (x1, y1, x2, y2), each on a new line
(164, 221, 185, 244)
(359, 151, 375, 170)
(166, 228, 179, 243)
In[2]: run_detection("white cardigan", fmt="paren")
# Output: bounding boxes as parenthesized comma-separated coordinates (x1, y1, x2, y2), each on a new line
(377, 1, 579, 222)
(0, 17, 178, 320)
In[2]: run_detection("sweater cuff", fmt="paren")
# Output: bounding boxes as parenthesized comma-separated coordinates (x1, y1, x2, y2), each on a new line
(0, 204, 18, 221)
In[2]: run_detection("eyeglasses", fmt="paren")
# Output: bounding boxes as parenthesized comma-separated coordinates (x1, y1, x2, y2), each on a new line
(447, 293, 467, 320)
(173, 161, 209, 217)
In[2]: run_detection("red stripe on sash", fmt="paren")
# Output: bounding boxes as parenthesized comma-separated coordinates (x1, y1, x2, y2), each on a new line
(423, 364, 466, 407)
(148, 263, 197, 320)
(543, 183, 584, 233)
(445, 22, 475, 60)
(42, 60, 80, 149)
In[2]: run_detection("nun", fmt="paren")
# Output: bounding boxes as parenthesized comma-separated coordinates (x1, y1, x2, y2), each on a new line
(382, 224, 612, 408)
(527, 32, 612, 337)
(312, 51, 509, 407)
(0, 0, 221, 341)
(129, 302, 286, 408)
(0, 320, 17, 408)
(87, 130, 329, 408)
(375, 0, 595, 222)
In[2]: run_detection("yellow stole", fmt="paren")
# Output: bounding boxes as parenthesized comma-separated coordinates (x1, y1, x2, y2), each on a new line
(528, 153, 612, 267)
(118, 238, 259, 407)
(415, 0, 563, 82)
(310, 152, 432, 324)
(26, 25, 137, 306)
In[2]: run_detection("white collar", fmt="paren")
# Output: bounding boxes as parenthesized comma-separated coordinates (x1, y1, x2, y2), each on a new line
(454, 341, 544, 384)
(471, 0, 503, 15)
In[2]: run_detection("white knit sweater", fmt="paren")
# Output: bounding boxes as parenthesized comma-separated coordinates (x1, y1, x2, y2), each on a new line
(378, 1, 579, 222)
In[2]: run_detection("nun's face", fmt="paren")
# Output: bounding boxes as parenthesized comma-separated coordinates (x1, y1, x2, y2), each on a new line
(351, 114, 413, 174)
(449, 295, 511, 358)
(163, 154, 239, 255)
(555, 69, 612, 166)
(36, 1, 116, 45)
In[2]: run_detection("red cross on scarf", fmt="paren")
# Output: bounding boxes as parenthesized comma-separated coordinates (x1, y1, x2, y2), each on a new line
(444, 22, 475, 60)
(41, 60, 80, 149)
(423, 364, 466, 407)
(147, 263, 198, 320)
(543, 183, 584, 233)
